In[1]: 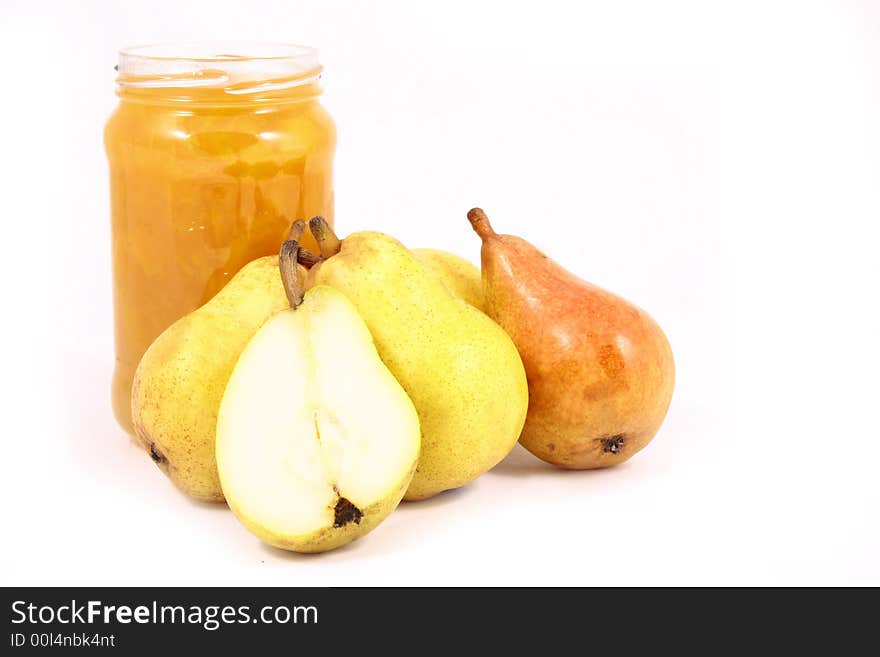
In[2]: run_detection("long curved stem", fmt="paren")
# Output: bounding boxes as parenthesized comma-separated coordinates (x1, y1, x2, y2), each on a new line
(287, 220, 305, 241)
(296, 248, 323, 269)
(280, 220, 306, 309)
(309, 216, 342, 259)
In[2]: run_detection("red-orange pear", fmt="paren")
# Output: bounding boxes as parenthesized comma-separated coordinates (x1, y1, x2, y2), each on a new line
(467, 208, 675, 469)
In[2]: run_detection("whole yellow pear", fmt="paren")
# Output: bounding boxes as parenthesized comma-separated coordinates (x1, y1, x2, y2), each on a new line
(306, 230, 528, 500)
(131, 256, 290, 501)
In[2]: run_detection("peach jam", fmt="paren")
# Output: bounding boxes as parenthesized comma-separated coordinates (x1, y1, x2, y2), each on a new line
(105, 43, 335, 433)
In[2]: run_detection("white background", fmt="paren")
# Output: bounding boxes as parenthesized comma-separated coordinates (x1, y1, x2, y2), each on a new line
(1, 0, 878, 586)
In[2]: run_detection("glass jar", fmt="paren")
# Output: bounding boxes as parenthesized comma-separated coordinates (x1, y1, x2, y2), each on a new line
(105, 43, 336, 433)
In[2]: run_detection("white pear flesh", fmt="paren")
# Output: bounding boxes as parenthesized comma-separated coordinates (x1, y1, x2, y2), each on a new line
(216, 285, 420, 553)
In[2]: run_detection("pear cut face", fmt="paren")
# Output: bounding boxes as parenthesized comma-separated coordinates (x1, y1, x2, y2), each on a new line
(216, 286, 420, 551)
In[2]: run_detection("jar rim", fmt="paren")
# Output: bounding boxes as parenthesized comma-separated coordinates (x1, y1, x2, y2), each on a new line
(119, 42, 318, 63)
(116, 42, 322, 91)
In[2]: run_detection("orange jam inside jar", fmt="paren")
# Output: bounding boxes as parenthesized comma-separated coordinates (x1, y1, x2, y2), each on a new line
(105, 44, 335, 433)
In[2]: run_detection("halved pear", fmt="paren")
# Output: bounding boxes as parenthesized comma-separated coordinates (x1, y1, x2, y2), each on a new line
(216, 228, 420, 553)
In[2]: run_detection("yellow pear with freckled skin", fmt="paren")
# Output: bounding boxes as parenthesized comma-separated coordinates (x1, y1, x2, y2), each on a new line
(304, 218, 528, 501)
(217, 228, 420, 553)
(131, 255, 293, 502)
(413, 248, 486, 312)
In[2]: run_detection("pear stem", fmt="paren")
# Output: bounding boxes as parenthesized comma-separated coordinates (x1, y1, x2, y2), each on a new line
(286, 220, 304, 241)
(296, 247, 323, 269)
(279, 220, 306, 309)
(309, 216, 342, 259)
(467, 207, 497, 241)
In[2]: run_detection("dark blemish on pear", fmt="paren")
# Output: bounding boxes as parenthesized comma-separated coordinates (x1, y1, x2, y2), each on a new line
(149, 443, 168, 464)
(600, 435, 625, 454)
(548, 443, 556, 452)
(333, 497, 363, 528)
